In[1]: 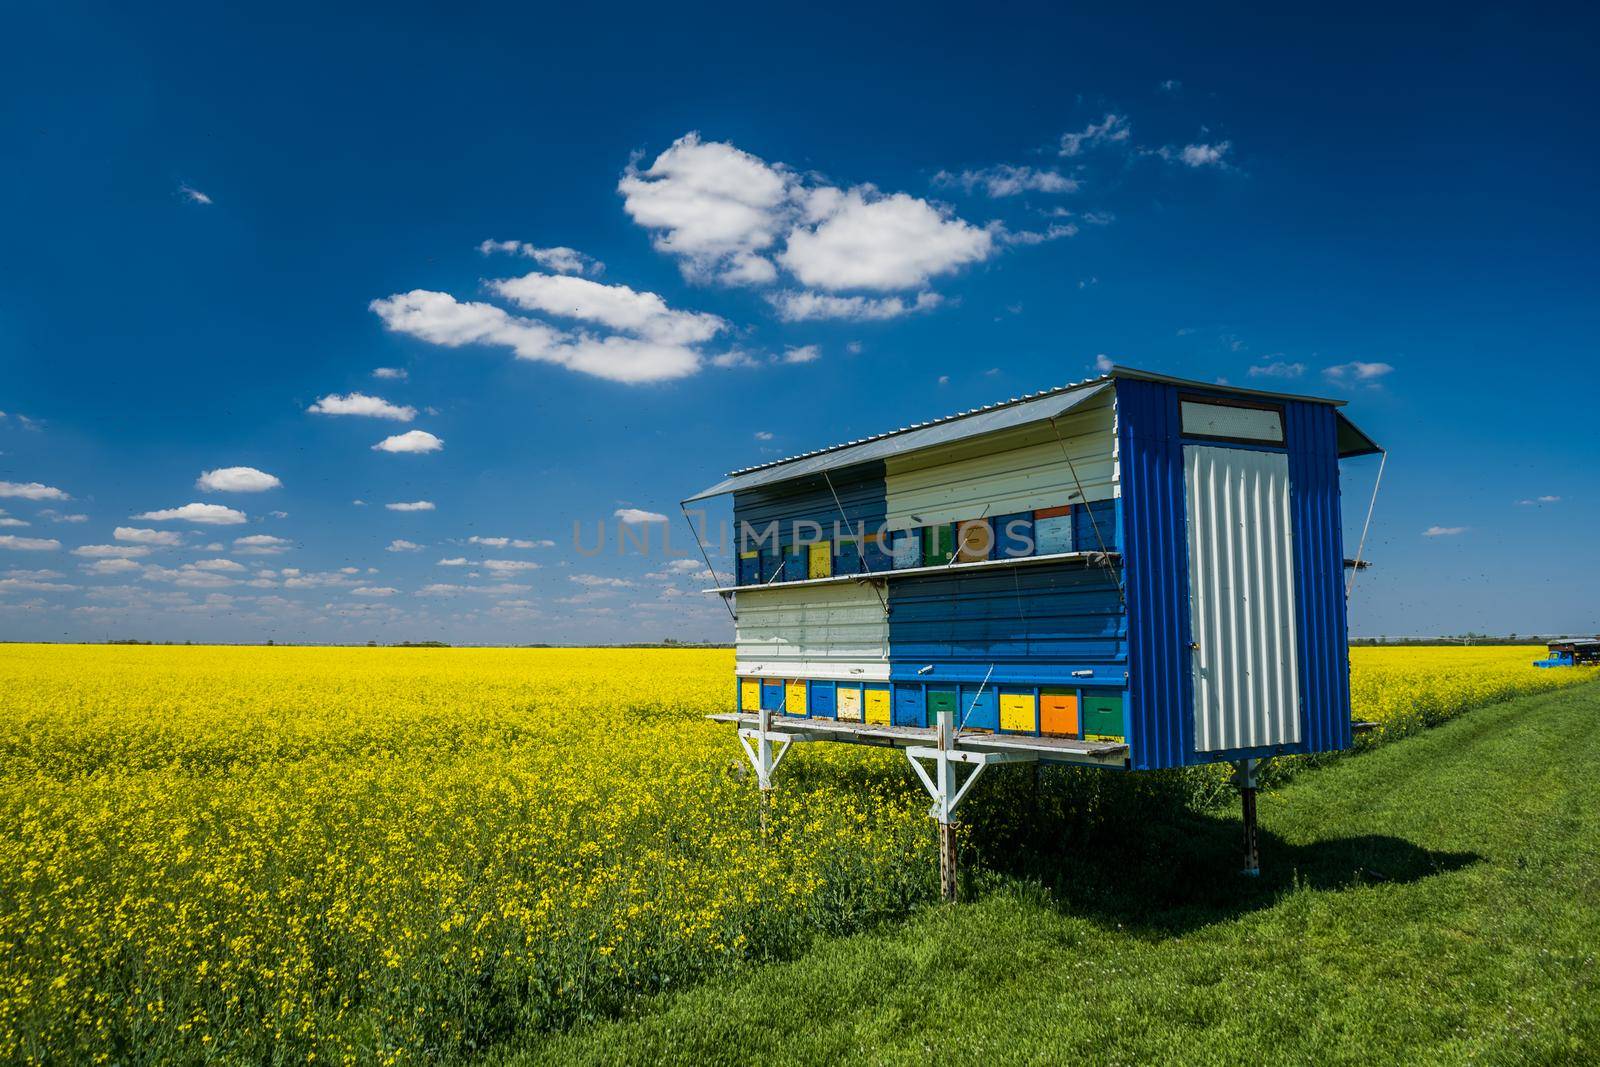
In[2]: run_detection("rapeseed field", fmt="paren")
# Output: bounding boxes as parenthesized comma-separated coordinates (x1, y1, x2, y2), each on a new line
(0, 644, 1589, 1062)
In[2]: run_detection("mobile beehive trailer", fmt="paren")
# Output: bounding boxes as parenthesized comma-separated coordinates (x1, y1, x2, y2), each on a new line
(685, 366, 1383, 895)
(1534, 638, 1600, 668)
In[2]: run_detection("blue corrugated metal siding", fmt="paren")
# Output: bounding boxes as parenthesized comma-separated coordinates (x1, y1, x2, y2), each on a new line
(886, 561, 1127, 686)
(1286, 401, 1353, 754)
(1118, 378, 1353, 770)
(1116, 378, 1191, 770)
(736, 460, 889, 575)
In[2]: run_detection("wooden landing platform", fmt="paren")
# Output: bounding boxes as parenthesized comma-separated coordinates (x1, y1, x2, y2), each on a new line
(707, 712, 1130, 766)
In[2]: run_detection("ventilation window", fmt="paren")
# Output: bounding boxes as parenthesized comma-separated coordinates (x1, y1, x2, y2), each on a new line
(1180, 396, 1286, 446)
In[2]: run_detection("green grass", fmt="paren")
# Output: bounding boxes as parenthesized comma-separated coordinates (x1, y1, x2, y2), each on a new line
(498, 682, 1600, 1065)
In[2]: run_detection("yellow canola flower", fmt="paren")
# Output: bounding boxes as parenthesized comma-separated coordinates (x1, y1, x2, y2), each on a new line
(0, 643, 1587, 1062)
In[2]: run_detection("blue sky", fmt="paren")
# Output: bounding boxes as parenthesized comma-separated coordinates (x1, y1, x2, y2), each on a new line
(1, 2, 1595, 644)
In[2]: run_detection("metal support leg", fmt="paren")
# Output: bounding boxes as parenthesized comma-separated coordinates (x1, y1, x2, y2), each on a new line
(736, 707, 792, 837)
(1235, 758, 1261, 877)
(903, 711, 1034, 902)
(936, 710, 957, 902)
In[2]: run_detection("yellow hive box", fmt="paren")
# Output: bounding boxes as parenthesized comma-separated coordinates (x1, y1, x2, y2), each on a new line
(785, 680, 808, 717)
(999, 691, 1037, 733)
(740, 679, 761, 712)
(837, 686, 863, 721)
(864, 686, 891, 724)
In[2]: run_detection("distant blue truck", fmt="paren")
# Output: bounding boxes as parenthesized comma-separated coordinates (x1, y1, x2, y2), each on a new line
(1533, 638, 1600, 668)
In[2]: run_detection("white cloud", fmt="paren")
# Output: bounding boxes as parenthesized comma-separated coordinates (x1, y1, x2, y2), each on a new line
(0, 481, 69, 501)
(482, 559, 540, 573)
(234, 534, 292, 555)
(1178, 142, 1230, 168)
(134, 503, 248, 525)
(489, 273, 726, 346)
(1094, 354, 1115, 372)
(1247, 361, 1306, 379)
(140, 564, 239, 589)
(1059, 114, 1131, 156)
(0, 535, 61, 551)
(351, 586, 399, 597)
(74, 544, 150, 558)
(1324, 361, 1394, 383)
(0, 576, 72, 592)
(780, 189, 993, 292)
(115, 527, 182, 546)
(387, 539, 424, 552)
(937, 374, 951, 385)
(622, 133, 999, 297)
(617, 133, 794, 286)
(39, 510, 88, 523)
(372, 429, 443, 454)
(197, 466, 282, 492)
(372, 367, 408, 381)
(1159, 79, 1182, 93)
(571, 574, 635, 588)
(996, 223, 1077, 246)
(936, 166, 1079, 198)
(82, 557, 143, 575)
(0, 515, 26, 527)
(614, 508, 668, 525)
(1422, 526, 1467, 537)
(386, 501, 435, 512)
(179, 183, 213, 205)
(308, 392, 417, 421)
(478, 240, 605, 276)
(754, 431, 774, 441)
(370, 290, 703, 385)
(1517, 496, 1562, 506)
(768, 290, 943, 322)
(466, 536, 550, 549)
(437, 557, 473, 566)
(781, 344, 821, 365)
(190, 558, 247, 573)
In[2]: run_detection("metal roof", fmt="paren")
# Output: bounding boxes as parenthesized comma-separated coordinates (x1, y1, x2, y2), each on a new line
(684, 365, 1383, 502)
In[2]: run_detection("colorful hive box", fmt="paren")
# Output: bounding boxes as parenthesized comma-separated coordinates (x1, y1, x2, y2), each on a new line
(809, 681, 837, 718)
(738, 551, 761, 585)
(927, 688, 958, 727)
(922, 524, 955, 566)
(740, 678, 761, 712)
(1039, 688, 1079, 736)
(1082, 692, 1124, 739)
(999, 690, 1037, 733)
(1034, 504, 1074, 555)
(864, 685, 892, 724)
(893, 686, 926, 727)
(808, 542, 832, 579)
(783, 546, 807, 582)
(955, 519, 992, 563)
(761, 680, 784, 712)
(785, 680, 808, 717)
(991, 513, 1034, 559)
(837, 685, 863, 722)
(892, 529, 922, 569)
(959, 685, 999, 731)
(862, 532, 894, 572)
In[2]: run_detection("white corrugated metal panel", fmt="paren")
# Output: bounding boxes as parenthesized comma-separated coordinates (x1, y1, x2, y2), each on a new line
(734, 581, 890, 681)
(685, 381, 1110, 501)
(884, 392, 1116, 530)
(1185, 445, 1301, 752)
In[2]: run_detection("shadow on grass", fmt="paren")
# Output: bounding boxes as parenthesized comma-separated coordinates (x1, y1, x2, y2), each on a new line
(960, 764, 1481, 935)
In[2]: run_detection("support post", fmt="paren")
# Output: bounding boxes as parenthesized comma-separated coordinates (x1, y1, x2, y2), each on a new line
(757, 705, 773, 836)
(1236, 757, 1260, 877)
(937, 708, 958, 902)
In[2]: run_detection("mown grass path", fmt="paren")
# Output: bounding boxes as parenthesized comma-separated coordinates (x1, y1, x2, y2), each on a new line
(508, 682, 1600, 1065)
